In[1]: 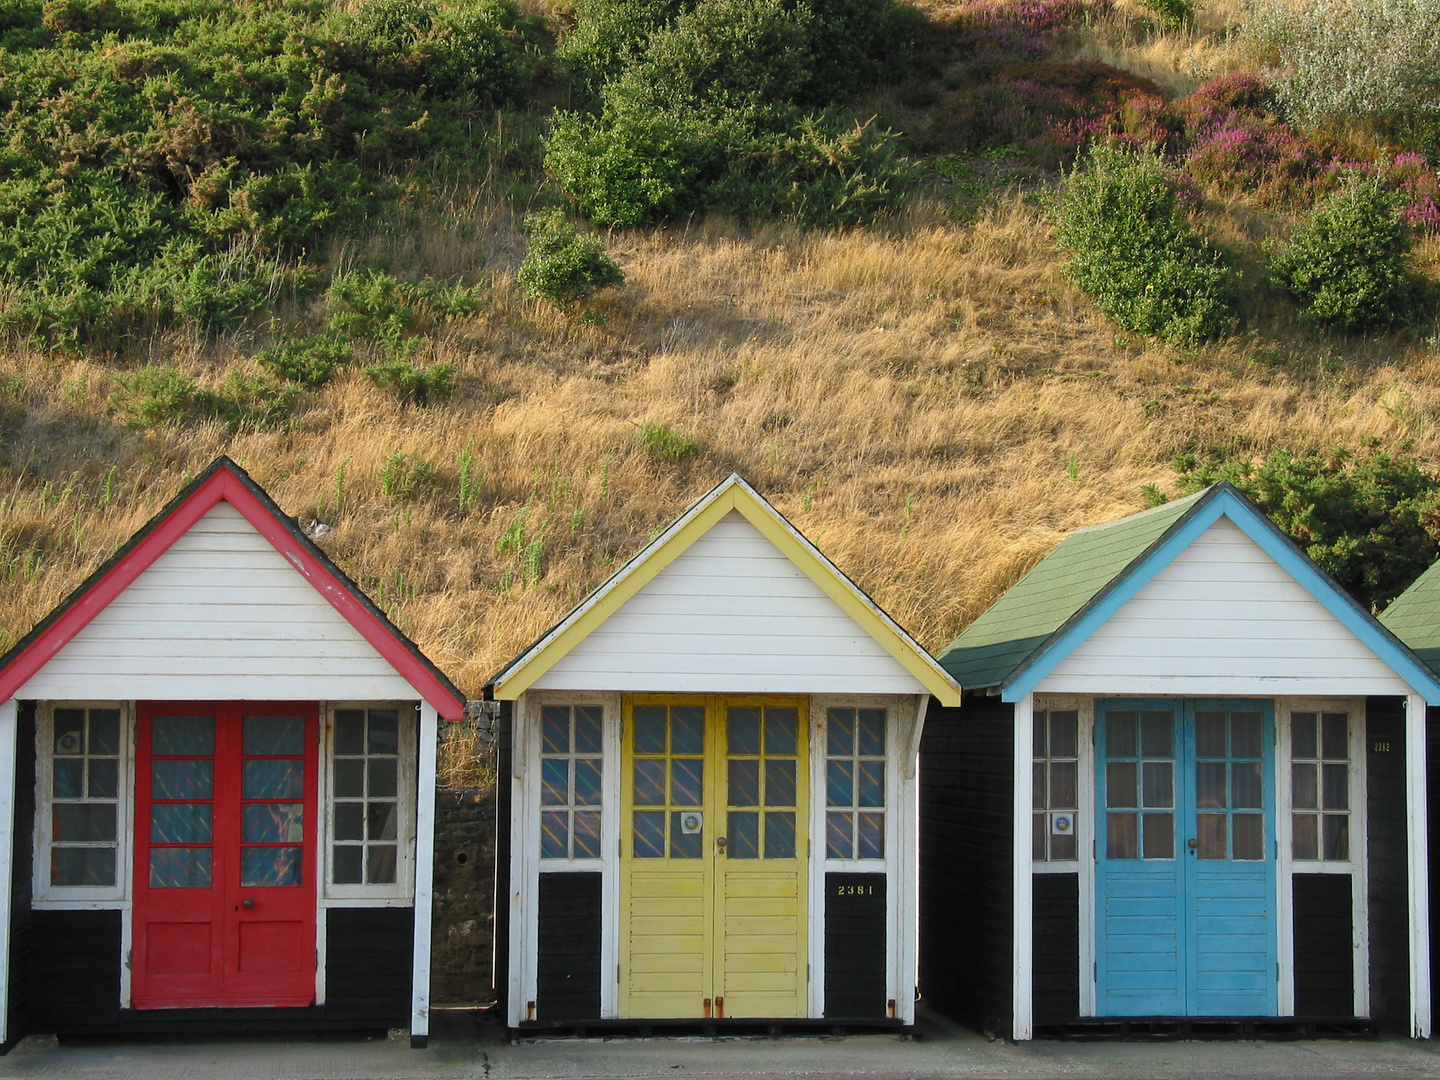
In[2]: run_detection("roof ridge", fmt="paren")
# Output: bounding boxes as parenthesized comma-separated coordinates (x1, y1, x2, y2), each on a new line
(1067, 485, 1209, 536)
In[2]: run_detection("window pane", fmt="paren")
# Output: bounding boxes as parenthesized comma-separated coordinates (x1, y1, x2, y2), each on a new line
(89, 710, 120, 755)
(1141, 711, 1173, 757)
(241, 846, 302, 886)
(1322, 763, 1349, 810)
(1034, 812, 1047, 861)
(829, 811, 855, 859)
(765, 708, 798, 756)
(671, 706, 705, 754)
(729, 811, 759, 859)
(88, 758, 118, 799)
(335, 710, 366, 754)
(1292, 813, 1318, 860)
(1291, 713, 1318, 759)
(633, 760, 665, 806)
(858, 759, 885, 808)
(333, 759, 364, 798)
(1231, 713, 1262, 758)
(731, 759, 761, 807)
(540, 759, 569, 806)
(1107, 713, 1137, 758)
(1232, 813, 1264, 860)
(53, 758, 83, 799)
(154, 760, 214, 800)
(671, 759, 703, 806)
(333, 845, 363, 883)
(51, 847, 115, 887)
(573, 811, 601, 858)
(54, 803, 115, 841)
(1197, 813, 1227, 859)
(1321, 713, 1349, 760)
(669, 812, 703, 858)
(728, 708, 761, 755)
(633, 811, 665, 858)
(1106, 761, 1137, 808)
(243, 716, 304, 756)
(574, 760, 602, 805)
(826, 760, 853, 808)
(633, 707, 667, 754)
(1049, 711, 1078, 758)
(1051, 819, 1077, 861)
(764, 811, 796, 859)
(1195, 713, 1227, 758)
(541, 706, 570, 754)
(541, 810, 569, 858)
(1323, 814, 1349, 860)
(366, 801, 397, 841)
(334, 802, 364, 841)
(243, 759, 303, 800)
(828, 709, 855, 757)
(1232, 761, 1262, 809)
(151, 803, 212, 844)
(1143, 812, 1174, 860)
(1141, 761, 1173, 808)
(1033, 712, 1046, 759)
(1292, 763, 1318, 809)
(54, 710, 84, 755)
(153, 716, 214, 756)
(1195, 762, 1227, 809)
(857, 812, 883, 859)
(764, 760, 796, 807)
(366, 845, 398, 884)
(368, 711, 399, 754)
(856, 710, 885, 756)
(150, 847, 212, 887)
(1033, 762, 1047, 810)
(368, 757, 397, 798)
(574, 706, 604, 753)
(1107, 813, 1138, 859)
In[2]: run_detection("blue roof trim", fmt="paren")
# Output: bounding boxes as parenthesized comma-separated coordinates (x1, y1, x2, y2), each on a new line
(1002, 488, 1440, 705)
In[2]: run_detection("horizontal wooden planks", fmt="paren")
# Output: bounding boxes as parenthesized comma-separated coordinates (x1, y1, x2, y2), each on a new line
(825, 873, 887, 1020)
(719, 868, 803, 1016)
(626, 868, 708, 1017)
(537, 874, 602, 1023)
(1293, 873, 1355, 1017)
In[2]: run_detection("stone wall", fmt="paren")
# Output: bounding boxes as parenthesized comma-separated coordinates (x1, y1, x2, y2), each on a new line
(431, 785, 497, 1005)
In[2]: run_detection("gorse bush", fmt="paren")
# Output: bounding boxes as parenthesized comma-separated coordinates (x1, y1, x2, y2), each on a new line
(516, 210, 625, 306)
(111, 365, 299, 429)
(1052, 143, 1238, 343)
(1137, 0, 1193, 28)
(379, 452, 439, 499)
(257, 335, 356, 388)
(363, 360, 457, 404)
(1269, 171, 1419, 332)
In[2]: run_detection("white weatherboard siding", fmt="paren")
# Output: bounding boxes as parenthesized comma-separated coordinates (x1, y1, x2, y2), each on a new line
(17, 502, 416, 700)
(1039, 517, 1412, 696)
(532, 511, 925, 694)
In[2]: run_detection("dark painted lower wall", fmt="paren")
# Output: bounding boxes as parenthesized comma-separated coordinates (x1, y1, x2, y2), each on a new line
(825, 872, 887, 1020)
(535, 872, 602, 1022)
(918, 694, 1014, 1038)
(1032, 873, 1078, 1026)
(1367, 697, 1410, 1034)
(1293, 874, 1354, 1017)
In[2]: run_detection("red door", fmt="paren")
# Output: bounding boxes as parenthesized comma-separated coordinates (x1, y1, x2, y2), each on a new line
(132, 702, 318, 1009)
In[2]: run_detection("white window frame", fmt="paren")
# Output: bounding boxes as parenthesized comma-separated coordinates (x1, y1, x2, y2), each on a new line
(1030, 702, 1085, 872)
(320, 701, 418, 906)
(32, 701, 134, 909)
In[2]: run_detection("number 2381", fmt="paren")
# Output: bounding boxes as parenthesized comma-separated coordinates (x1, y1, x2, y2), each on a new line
(836, 884, 875, 896)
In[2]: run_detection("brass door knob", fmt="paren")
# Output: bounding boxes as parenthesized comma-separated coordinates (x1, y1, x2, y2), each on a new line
(242, 897, 254, 908)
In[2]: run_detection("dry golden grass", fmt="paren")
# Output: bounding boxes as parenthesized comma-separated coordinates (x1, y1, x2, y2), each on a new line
(1064, 0, 1254, 95)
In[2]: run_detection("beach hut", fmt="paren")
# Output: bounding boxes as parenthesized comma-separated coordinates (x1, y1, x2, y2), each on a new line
(486, 475, 961, 1033)
(921, 482, 1440, 1040)
(0, 457, 466, 1048)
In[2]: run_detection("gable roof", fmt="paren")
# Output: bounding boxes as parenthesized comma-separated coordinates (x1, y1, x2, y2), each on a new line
(0, 457, 466, 719)
(486, 475, 962, 705)
(937, 482, 1440, 705)
(1378, 561, 1440, 676)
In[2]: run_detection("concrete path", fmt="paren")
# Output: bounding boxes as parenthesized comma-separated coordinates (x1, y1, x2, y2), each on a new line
(4, 1007, 1440, 1080)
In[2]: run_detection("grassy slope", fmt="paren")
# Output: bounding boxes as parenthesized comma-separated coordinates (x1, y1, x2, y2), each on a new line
(2, 0, 1439, 718)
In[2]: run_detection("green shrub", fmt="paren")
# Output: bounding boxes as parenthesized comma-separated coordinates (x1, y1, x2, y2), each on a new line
(638, 422, 697, 460)
(111, 365, 299, 428)
(517, 210, 625, 306)
(1137, 0, 1194, 27)
(364, 359, 457, 403)
(557, 0, 690, 107)
(1052, 143, 1238, 343)
(379, 451, 439, 499)
(1171, 441, 1440, 610)
(111, 366, 201, 428)
(257, 335, 356, 387)
(328, 270, 485, 354)
(1268, 171, 1419, 332)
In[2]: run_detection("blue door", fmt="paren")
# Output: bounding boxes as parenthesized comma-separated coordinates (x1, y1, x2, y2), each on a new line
(1096, 700, 1276, 1017)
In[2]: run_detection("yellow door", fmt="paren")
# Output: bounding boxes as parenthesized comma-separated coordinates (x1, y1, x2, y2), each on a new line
(619, 696, 808, 1020)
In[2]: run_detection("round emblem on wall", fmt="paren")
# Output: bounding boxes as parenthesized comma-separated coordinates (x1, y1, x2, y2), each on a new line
(680, 811, 703, 835)
(56, 731, 81, 754)
(1051, 813, 1073, 836)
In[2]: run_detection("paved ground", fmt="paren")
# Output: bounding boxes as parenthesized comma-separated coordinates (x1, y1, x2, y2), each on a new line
(5, 1007, 1440, 1080)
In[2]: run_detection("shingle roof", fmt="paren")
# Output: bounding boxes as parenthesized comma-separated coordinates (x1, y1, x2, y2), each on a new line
(935, 488, 1210, 690)
(1378, 560, 1440, 676)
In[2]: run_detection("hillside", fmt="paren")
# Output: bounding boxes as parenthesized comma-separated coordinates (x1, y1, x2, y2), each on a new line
(0, 0, 1438, 752)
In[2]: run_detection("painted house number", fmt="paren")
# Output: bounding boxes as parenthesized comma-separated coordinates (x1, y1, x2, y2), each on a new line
(1373, 741, 1392, 752)
(836, 884, 876, 896)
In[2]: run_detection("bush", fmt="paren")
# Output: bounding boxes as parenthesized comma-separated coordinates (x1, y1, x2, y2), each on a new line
(1268, 171, 1418, 332)
(638, 422, 698, 461)
(1136, 0, 1192, 27)
(379, 452, 438, 499)
(364, 360, 457, 404)
(517, 210, 625, 306)
(328, 270, 484, 355)
(1171, 442, 1440, 611)
(1052, 143, 1237, 343)
(111, 365, 299, 428)
(257, 335, 356, 388)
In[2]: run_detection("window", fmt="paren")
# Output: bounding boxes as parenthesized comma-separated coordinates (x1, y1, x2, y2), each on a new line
(825, 706, 885, 860)
(631, 703, 703, 859)
(329, 706, 412, 892)
(726, 704, 798, 860)
(1033, 709, 1078, 862)
(1104, 708, 1174, 861)
(35, 704, 129, 903)
(541, 704, 604, 859)
(1291, 711, 1350, 861)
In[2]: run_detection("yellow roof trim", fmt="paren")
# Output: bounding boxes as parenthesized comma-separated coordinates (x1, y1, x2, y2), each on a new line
(490, 475, 962, 706)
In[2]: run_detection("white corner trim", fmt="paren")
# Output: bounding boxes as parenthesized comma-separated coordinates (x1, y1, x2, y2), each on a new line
(1406, 693, 1431, 1038)
(411, 702, 439, 1041)
(1013, 693, 1034, 1041)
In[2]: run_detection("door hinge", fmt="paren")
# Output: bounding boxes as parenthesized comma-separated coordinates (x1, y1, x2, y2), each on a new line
(617, 964, 622, 984)
(807, 963, 811, 983)
(125, 949, 132, 971)
(1093, 962, 1097, 982)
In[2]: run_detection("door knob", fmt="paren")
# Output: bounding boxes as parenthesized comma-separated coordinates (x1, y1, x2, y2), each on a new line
(242, 897, 254, 908)
(716, 837, 728, 852)
(1186, 839, 1198, 849)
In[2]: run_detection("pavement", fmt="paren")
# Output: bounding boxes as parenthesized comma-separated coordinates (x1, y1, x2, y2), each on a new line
(4, 1007, 1440, 1080)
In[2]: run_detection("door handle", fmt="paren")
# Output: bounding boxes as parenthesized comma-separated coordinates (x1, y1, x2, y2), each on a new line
(716, 836, 727, 855)
(1186, 839, 1198, 850)
(242, 897, 254, 909)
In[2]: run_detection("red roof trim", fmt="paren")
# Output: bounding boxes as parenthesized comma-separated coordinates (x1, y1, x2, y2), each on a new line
(0, 460, 466, 719)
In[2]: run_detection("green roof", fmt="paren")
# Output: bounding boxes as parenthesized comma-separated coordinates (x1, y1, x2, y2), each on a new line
(936, 489, 1210, 690)
(1378, 560, 1440, 676)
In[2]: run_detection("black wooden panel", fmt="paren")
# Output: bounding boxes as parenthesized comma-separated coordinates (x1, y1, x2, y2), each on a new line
(1293, 873, 1354, 1017)
(23, 909, 123, 1030)
(918, 695, 1014, 1038)
(494, 700, 513, 1020)
(825, 872, 886, 1019)
(1032, 873, 1079, 1025)
(536, 872, 602, 1022)
(6, 702, 36, 1046)
(325, 907, 414, 1024)
(1367, 697, 1408, 1033)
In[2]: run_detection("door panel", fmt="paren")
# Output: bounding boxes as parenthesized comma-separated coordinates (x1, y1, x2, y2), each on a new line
(1096, 700, 1276, 1018)
(133, 702, 317, 1010)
